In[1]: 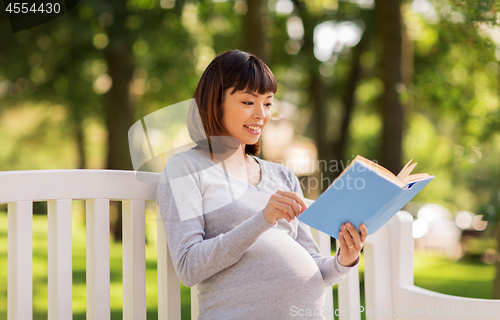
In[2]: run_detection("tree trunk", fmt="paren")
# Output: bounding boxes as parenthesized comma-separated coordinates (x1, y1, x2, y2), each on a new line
(104, 50, 135, 171)
(331, 34, 369, 182)
(401, 5, 414, 111)
(243, 0, 271, 162)
(243, 0, 270, 63)
(310, 72, 330, 183)
(293, 0, 330, 187)
(294, 0, 338, 248)
(72, 106, 86, 169)
(376, 0, 404, 173)
(105, 5, 136, 242)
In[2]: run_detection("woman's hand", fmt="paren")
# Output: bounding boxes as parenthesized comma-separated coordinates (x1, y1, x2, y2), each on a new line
(337, 222, 369, 267)
(263, 190, 308, 224)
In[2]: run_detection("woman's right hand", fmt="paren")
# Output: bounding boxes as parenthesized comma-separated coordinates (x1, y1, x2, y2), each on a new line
(263, 190, 308, 224)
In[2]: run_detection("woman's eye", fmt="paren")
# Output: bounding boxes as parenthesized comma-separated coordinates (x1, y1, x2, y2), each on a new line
(243, 102, 273, 107)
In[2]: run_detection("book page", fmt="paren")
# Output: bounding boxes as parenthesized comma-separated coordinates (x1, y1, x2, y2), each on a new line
(353, 156, 406, 188)
(403, 173, 431, 184)
(352, 155, 430, 188)
(397, 161, 418, 182)
(396, 159, 431, 184)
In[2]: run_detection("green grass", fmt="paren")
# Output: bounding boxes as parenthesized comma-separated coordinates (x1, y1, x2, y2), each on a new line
(0, 209, 497, 320)
(413, 250, 496, 299)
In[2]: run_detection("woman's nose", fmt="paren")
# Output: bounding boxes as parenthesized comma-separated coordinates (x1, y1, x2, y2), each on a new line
(254, 103, 265, 118)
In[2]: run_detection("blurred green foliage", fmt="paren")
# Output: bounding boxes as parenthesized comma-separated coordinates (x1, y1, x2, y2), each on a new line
(1, 0, 500, 313)
(0, 0, 498, 239)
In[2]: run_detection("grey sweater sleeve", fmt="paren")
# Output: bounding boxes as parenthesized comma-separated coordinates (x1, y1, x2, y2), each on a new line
(156, 155, 276, 287)
(287, 167, 360, 287)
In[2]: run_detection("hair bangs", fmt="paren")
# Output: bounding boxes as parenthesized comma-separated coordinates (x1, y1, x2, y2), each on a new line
(230, 57, 277, 96)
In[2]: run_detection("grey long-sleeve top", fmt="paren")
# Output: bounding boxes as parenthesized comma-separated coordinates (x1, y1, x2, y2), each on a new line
(156, 148, 359, 319)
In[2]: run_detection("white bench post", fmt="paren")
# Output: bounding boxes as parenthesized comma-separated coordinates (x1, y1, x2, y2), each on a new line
(364, 225, 394, 320)
(337, 238, 361, 320)
(191, 284, 200, 319)
(156, 205, 181, 319)
(86, 199, 111, 320)
(8, 201, 33, 320)
(47, 199, 73, 320)
(122, 199, 147, 320)
(310, 227, 335, 320)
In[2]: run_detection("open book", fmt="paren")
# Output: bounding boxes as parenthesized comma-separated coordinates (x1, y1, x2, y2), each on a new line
(297, 155, 435, 239)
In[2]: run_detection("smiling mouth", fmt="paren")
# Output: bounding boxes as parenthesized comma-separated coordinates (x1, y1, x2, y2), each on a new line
(244, 125, 261, 132)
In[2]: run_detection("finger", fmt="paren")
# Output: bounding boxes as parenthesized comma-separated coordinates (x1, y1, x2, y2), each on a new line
(274, 205, 292, 223)
(272, 201, 295, 221)
(275, 191, 302, 216)
(280, 190, 307, 210)
(341, 223, 355, 248)
(345, 222, 361, 247)
(338, 230, 347, 252)
(275, 191, 302, 217)
(360, 224, 369, 243)
(281, 209, 293, 222)
(280, 213, 291, 223)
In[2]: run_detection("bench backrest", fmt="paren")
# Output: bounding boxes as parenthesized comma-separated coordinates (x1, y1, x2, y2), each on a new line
(0, 170, 335, 320)
(1, 169, 499, 320)
(363, 212, 500, 320)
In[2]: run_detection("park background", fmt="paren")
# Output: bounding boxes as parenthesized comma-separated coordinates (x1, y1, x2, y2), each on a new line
(1, 0, 500, 319)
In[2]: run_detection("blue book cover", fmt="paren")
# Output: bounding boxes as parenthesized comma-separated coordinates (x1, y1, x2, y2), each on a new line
(297, 156, 435, 239)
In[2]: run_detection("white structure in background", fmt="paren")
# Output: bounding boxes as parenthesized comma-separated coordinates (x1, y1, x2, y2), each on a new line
(262, 100, 318, 176)
(411, 203, 463, 259)
(314, 20, 363, 62)
(455, 210, 488, 232)
(454, 210, 495, 263)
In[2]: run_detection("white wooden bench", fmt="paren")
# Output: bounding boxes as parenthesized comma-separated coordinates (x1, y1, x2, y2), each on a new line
(1, 169, 499, 320)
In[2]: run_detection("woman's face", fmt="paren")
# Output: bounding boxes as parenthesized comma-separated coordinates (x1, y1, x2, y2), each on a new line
(220, 87, 274, 146)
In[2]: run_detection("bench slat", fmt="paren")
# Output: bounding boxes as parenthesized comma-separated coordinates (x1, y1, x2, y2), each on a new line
(310, 228, 335, 320)
(8, 201, 33, 320)
(0, 170, 159, 203)
(157, 205, 181, 319)
(191, 284, 199, 319)
(122, 200, 147, 320)
(338, 271, 362, 320)
(86, 199, 111, 320)
(337, 240, 361, 320)
(364, 226, 393, 320)
(48, 199, 73, 320)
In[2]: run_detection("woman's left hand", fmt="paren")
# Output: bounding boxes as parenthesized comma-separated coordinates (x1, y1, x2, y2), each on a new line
(337, 222, 369, 267)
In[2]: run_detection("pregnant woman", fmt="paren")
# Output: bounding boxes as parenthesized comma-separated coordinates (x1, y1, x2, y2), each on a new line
(157, 49, 368, 319)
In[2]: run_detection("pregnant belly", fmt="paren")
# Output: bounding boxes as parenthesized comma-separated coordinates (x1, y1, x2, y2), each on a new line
(198, 230, 324, 294)
(198, 275, 326, 320)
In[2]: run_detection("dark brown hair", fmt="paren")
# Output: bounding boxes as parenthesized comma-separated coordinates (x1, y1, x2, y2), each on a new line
(187, 50, 277, 157)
